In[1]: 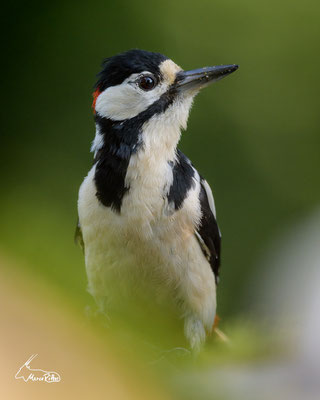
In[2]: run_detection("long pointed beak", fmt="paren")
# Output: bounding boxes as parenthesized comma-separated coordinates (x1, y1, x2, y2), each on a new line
(175, 64, 238, 93)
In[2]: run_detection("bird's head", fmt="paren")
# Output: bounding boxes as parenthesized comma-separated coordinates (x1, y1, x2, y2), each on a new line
(92, 49, 238, 129)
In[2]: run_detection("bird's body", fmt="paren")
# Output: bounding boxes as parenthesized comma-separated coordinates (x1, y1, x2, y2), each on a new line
(77, 50, 238, 350)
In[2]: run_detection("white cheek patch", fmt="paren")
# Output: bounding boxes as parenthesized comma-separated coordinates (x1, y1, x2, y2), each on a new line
(95, 72, 169, 121)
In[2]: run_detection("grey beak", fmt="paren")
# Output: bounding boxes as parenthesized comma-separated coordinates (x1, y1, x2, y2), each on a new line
(175, 64, 238, 92)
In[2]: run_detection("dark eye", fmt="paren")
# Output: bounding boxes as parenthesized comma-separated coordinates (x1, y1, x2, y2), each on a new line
(138, 75, 156, 91)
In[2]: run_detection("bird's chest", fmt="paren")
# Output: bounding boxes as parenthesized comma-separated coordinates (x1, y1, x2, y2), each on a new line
(120, 151, 173, 237)
(78, 156, 174, 257)
(78, 163, 168, 296)
(78, 157, 201, 302)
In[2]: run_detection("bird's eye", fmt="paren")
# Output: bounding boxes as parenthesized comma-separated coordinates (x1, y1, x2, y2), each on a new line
(138, 75, 156, 91)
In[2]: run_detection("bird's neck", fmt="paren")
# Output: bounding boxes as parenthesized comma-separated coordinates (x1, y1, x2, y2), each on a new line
(92, 114, 182, 212)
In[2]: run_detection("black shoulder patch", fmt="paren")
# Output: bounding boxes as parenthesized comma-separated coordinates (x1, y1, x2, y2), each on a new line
(167, 150, 195, 210)
(196, 179, 221, 284)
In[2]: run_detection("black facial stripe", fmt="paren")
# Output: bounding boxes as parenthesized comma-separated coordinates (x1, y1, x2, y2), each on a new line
(94, 116, 134, 213)
(94, 87, 177, 212)
(95, 49, 168, 91)
(167, 150, 195, 210)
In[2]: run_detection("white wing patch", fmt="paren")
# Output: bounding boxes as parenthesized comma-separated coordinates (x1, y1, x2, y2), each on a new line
(202, 179, 216, 218)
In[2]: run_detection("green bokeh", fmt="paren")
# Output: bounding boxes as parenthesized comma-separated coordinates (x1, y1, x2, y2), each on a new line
(1, 0, 320, 318)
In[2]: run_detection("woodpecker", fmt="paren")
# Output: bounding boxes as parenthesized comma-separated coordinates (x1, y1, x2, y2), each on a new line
(77, 49, 238, 351)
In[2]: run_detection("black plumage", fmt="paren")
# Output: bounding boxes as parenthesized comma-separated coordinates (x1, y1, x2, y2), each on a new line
(167, 150, 195, 210)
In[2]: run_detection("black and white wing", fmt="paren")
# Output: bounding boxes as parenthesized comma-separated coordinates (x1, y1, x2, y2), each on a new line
(196, 178, 221, 284)
(166, 149, 221, 283)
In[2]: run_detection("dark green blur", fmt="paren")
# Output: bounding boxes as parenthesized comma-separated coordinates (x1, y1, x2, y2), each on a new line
(1, 0, 320, 320)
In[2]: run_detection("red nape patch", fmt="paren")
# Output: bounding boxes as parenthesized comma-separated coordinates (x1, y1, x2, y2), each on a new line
(92, 88, 101, 113)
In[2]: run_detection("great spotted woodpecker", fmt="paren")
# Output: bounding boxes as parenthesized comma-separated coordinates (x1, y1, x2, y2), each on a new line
(77, 49, 238, 350)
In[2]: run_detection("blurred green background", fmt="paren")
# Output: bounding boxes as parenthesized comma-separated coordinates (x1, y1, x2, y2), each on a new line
(1, 0, 320, 397)
(2, 0, 319, 314)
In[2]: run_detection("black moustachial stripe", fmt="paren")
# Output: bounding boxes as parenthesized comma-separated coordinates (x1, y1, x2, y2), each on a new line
(94, 89, 177, 212)
(94, 115, 133, 212)
(167, 150, 195, 210)
(197, 179, 221, 283)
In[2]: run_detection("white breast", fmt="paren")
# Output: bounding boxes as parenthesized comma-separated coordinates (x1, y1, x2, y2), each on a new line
(78, 102, 216, 333)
